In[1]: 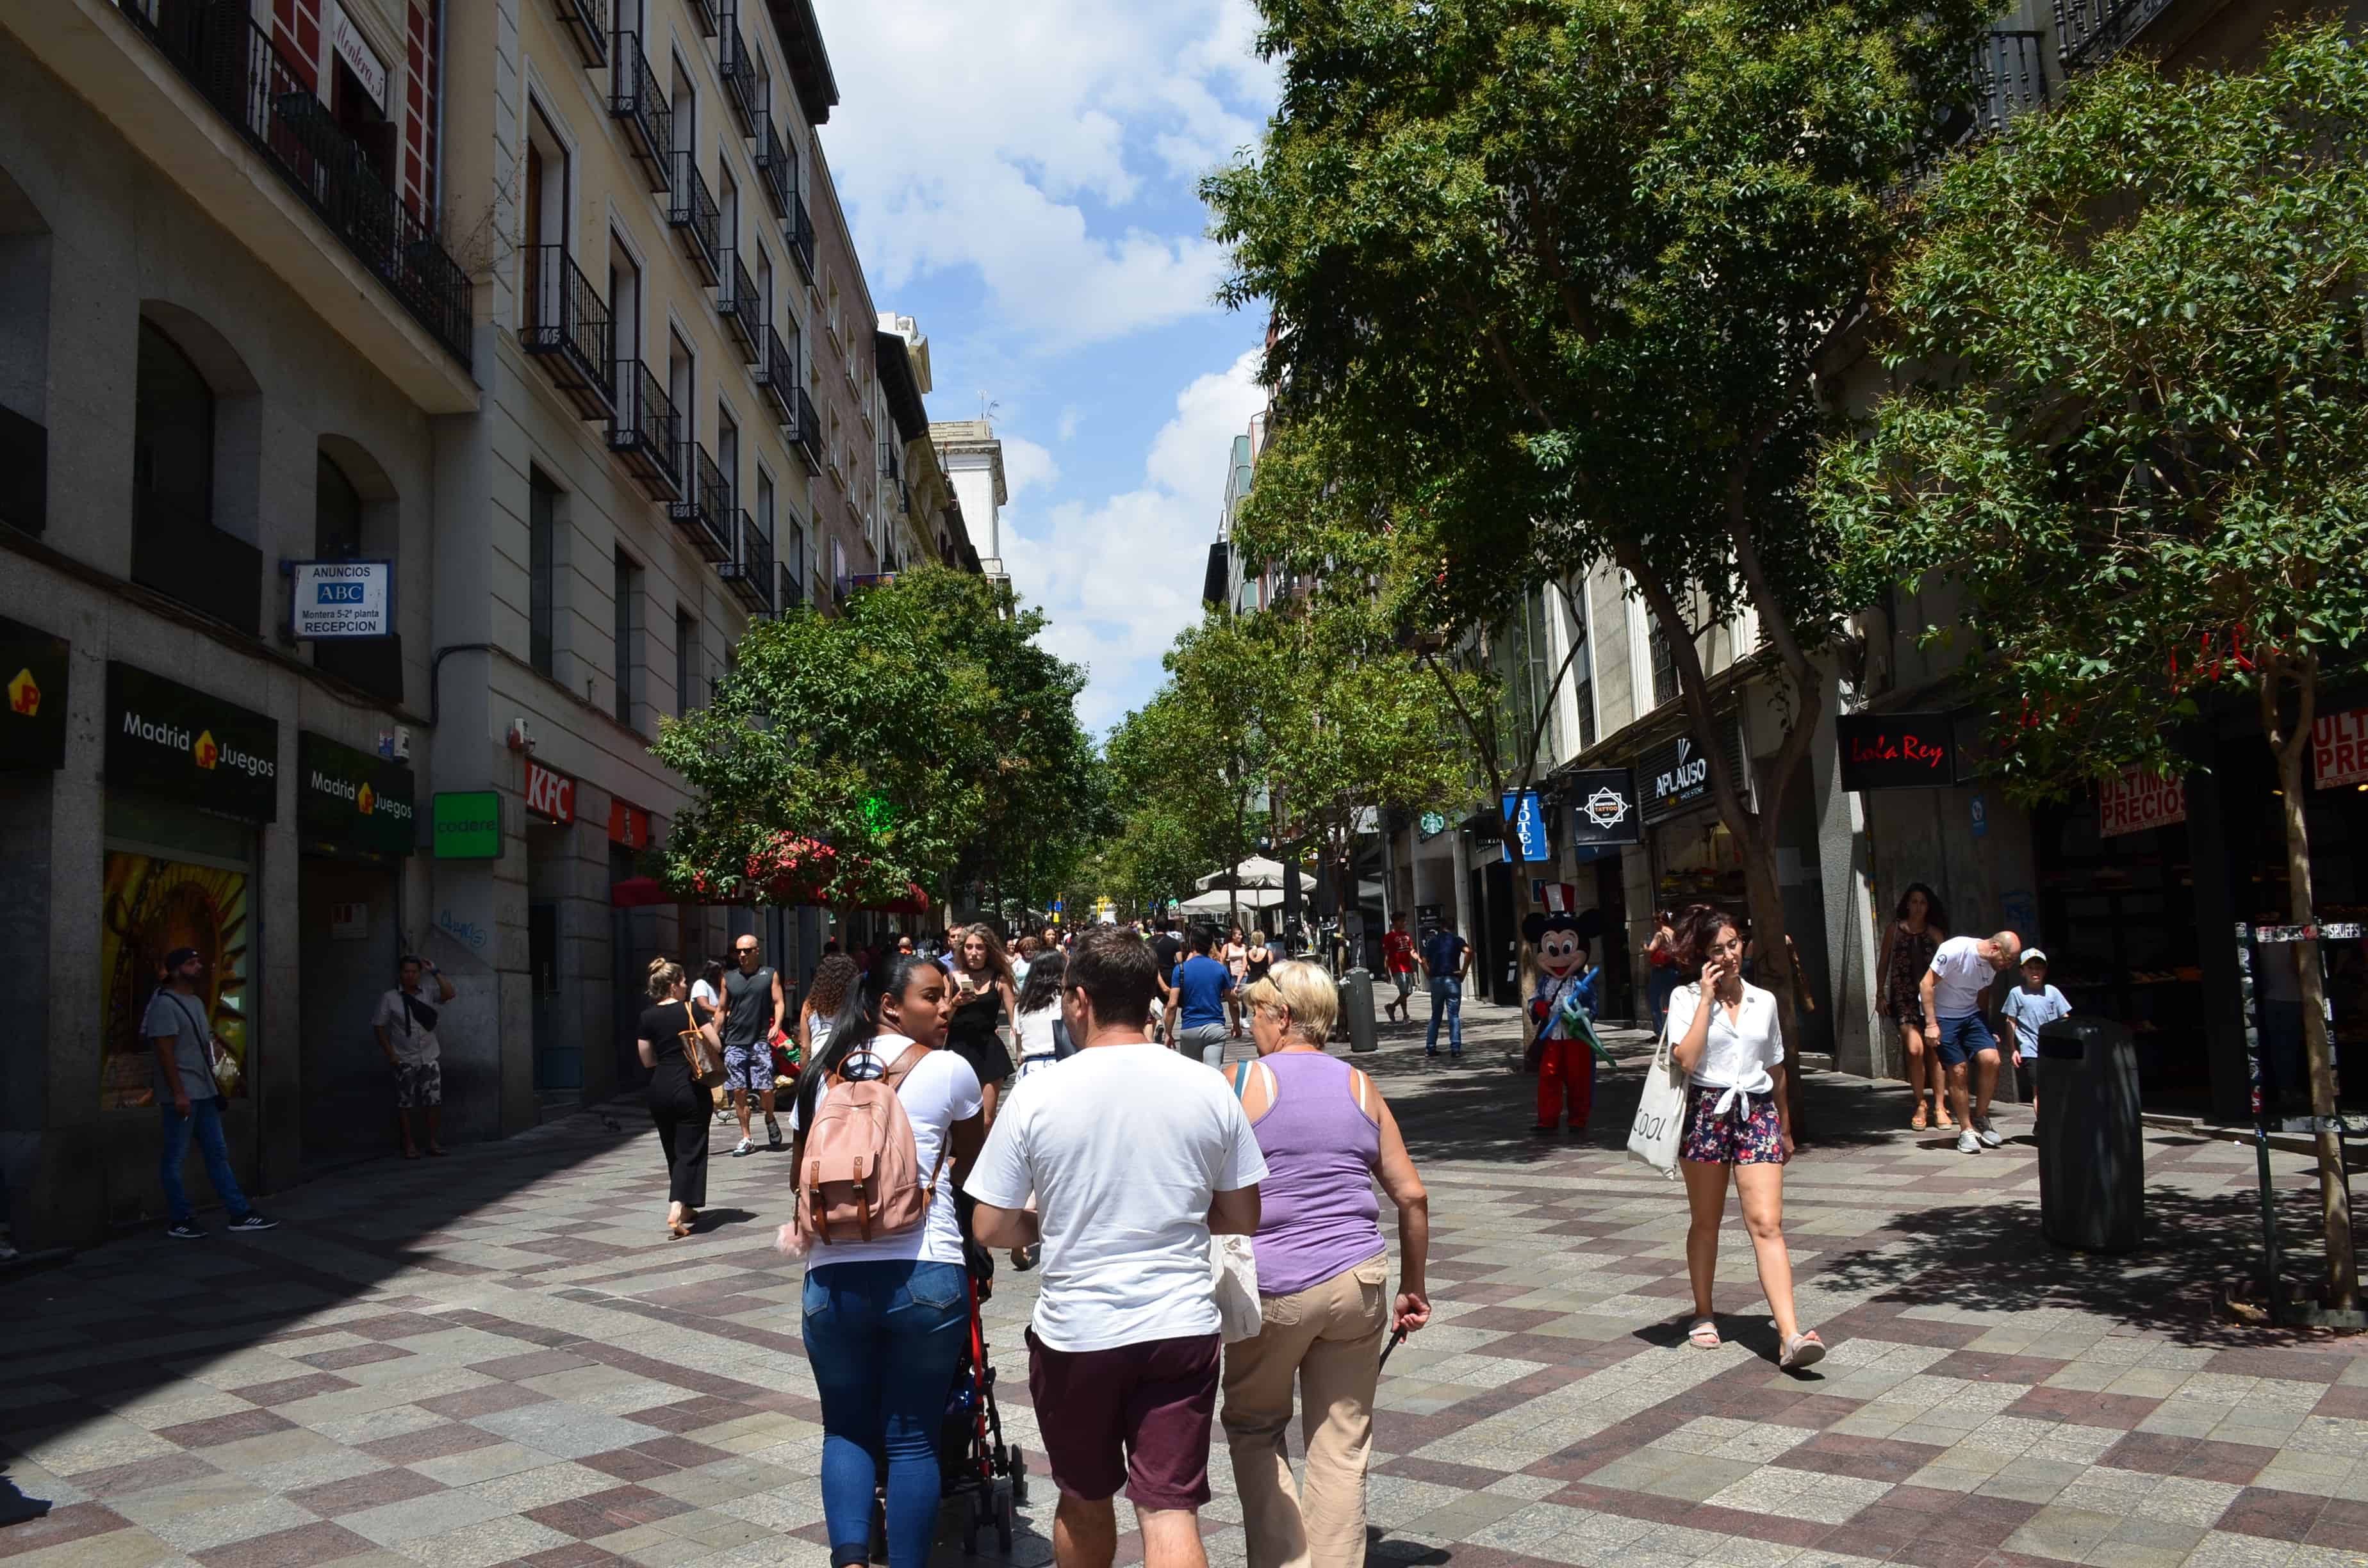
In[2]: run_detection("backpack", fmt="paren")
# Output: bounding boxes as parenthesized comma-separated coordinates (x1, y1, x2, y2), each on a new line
(795, 1043, 950, 1246)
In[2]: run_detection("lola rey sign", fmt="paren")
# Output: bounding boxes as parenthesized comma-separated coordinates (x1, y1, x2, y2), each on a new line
(290, 560, 393, 639)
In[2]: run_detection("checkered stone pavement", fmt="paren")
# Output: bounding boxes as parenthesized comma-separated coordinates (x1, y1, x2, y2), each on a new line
(4, 999, 2363, 1568)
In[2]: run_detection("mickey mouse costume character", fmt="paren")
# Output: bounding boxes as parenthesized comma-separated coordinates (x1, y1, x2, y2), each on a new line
(1523, 891, 1612, 1135)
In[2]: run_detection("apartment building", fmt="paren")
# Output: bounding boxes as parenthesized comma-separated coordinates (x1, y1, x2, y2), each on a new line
(0, 0, 935, 1246)
(0, 0, 479, 1239)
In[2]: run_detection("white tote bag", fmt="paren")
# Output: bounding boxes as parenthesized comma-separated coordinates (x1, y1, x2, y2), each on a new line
(1210, 1232, 1265, 1343)
(1626, 1009, 1688, 1179)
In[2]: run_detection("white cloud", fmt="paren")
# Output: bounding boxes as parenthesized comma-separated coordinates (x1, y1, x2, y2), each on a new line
(1001, 348, 1269, 733)
(812, 0, 1274, 352)
(1057, 405, 1081, 443)
(1000, 436, 1060, 503)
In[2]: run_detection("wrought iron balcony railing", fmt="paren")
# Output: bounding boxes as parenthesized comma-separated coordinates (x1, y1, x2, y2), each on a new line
(1890, 31, 2054, 199)
(2053, 0, 2174, 70)
(609, 361, 682, 500)
(755, 325, 797, 421)
(554, 0, 608, 66)
(720, 514, 775, 612)
(670, 443, 735, 560)
(118, 0, 473, 368)
(716, 250, 762, 362)
(718, 6, 761, 137)
(788, 385, 822, 470)
(778, 557, 802, 613)
(786, 190, 816, 282)
(609, 29, 673, 191)
(753, 116, 794, 218)
(667, 150, 721, 284)
(880, 440, 901, 481)
(521, 246, 615, 416)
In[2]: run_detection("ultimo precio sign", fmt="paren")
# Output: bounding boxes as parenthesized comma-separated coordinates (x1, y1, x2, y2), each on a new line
(106, 662, 279, 821)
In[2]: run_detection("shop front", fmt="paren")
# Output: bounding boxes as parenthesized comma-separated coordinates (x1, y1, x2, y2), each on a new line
(524, 758, 579, 1098)
(1638, 717, 1750, 913)
(293, 732, 416, 1171)
(0, 616, 69, 1229)
(607, 794, 659, 1092)
(1561, 767, 1643, 1020)
(100, 662, 277, 1224)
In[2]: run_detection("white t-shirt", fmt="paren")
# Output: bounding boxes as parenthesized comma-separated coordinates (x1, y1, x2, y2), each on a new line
(1665, 981, 1780, 1095)
(1927, 936, 1996, 1018)
(1014, 1004, 1060, 1062)
(791, 1036, 982, 1268)
(691, 979, 721, 1016)
(372, 987, 442, 1066)
(964, 1040, 1269, 1352)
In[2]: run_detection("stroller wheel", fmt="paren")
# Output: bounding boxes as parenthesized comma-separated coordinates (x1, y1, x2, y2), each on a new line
(996, 1485, 1016, 1551)
(1007, 1445, 1030, 1505)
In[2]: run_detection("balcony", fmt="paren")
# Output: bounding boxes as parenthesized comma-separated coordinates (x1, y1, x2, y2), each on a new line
(666, 151, 721, 284)
(670, 444, 737, 562)
(609, 30, 673, 192)
(315, 632, 406, 706)
(755, 325, 797, 421)
(0, 407, 46, 535)
(753, 117, 794, 218)
(786, 191, 816, 282)
(777, 558, 802, 612)
(879, 439, 901, 482)
(716, 251, 762, 362)
(718, 7, 761, 137)
(118, 0, 473, 370)
(131, 491, 263, 636)
(787, 385, 822, 471)
(686, 0, 719, 36)
(1889, 32, 2054, 200)
(521, 246, 615, 417)
(554, 0, 609, 66)
(720, 515, 775, 612)
(609, 361, 682, 500)
(2053, 0, 2175, 70)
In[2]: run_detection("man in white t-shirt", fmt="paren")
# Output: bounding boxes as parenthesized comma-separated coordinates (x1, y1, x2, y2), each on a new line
(1920, 930, 2021, 1154)
(967, 927, 1267, 1568)
(374, 955, 457, 1159)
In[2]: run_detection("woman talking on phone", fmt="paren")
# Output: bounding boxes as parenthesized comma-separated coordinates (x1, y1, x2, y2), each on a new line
(1666, 904, 1824, 1369)
(943, 924, 1017, 1123)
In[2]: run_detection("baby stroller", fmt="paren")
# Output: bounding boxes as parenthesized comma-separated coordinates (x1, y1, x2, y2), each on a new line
(868, 1237, 1026, 1560)
(942, 1239, 1027, 1553)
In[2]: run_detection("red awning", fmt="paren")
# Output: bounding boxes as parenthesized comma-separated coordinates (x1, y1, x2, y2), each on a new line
(609, 876, 673, 908)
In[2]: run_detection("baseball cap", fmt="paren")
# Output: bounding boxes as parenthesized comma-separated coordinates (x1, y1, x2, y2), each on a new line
(162, 946, 203, 969)
(2019, 947, 2048, 965)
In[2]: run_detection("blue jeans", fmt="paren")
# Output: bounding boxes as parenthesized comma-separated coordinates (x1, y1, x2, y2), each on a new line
(1650, 967, 1680, 1040)
(802, 1259, 970, 1568)
(158, 1096, 252, 1224)
(1426, 977, 1463, 1052)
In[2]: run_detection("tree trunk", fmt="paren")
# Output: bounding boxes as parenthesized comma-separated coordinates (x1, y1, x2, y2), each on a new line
(2262, 658, 2360, 1312)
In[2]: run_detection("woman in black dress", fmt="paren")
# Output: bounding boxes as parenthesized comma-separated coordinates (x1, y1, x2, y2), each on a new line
(637, 958, 721, 1239)
(943, 924, 1017, 1125)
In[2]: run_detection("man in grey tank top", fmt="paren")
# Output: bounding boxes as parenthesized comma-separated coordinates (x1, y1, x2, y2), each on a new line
(722, 936, 787, 1157)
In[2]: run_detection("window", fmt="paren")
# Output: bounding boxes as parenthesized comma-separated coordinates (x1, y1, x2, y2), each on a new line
(314, 451, 363, 559)
(785, 515, 806, 600)
(529, 469, 559, 676)
(756, 467, 774, 550)
(1649, 614, 1678, 708)
(757, 247, 773, 322)
(675, 607, 698, 715)
(671, 55, 696, 156)
(717, 407, 739, 509)
(525, 105, 568, 251)
(133, 319, 215, 532)
(668, 329, 695, 446)
(719, 163, 738, 254)
(614, 551, 643, 726)
(1567, 588, 1597, 753)
(609, 238, 642, 363)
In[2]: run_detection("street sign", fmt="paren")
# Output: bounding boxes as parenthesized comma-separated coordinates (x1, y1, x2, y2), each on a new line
(1500, 790, 1549, 863)
(433, 790, 503, 859)
(290, 560, 393, 639)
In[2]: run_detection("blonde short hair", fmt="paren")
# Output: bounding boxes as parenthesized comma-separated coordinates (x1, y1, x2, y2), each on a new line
(1240, 959, 1337, 1045)
(645, 957, 685, 999)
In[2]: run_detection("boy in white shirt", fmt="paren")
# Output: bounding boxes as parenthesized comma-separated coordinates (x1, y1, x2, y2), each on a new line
(967, 927, 1267, 1568)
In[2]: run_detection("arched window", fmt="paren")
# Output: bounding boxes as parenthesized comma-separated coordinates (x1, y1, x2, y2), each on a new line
(134, 319, 215, 530)
(315, 450, 365, 559)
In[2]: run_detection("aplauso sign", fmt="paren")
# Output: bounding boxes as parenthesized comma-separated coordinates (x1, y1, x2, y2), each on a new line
(106, 662, 278, 821)
(298, 732, 416, 855)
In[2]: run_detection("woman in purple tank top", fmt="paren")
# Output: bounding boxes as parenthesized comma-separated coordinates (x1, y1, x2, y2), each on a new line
(1220, 961, 1431, 1568)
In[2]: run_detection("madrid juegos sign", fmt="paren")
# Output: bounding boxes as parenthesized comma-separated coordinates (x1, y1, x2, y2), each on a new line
(106, 663, 279, 821)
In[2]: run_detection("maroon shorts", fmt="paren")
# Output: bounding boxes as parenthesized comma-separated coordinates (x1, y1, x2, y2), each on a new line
(1025, 1328, 1221, 1511)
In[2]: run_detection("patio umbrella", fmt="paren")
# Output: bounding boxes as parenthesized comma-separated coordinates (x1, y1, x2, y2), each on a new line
(1195, 856, 1289, 892)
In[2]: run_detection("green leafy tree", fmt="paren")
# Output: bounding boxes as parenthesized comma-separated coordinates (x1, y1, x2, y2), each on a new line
(1203, 0, 1997, 1054)
(652, 567, 1094, 917)
(1821, 27, 2368, 1307)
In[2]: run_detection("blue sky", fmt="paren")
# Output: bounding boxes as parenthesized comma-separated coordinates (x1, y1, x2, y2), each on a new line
(810, 0, 1277, 737)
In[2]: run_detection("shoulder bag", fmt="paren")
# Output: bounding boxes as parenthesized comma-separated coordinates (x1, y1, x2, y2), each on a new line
(1625, 990, 1688, 1179)
(678, 999, 727, 1088)
(1209, 1060, 1266, 1341)
(164, 990, 240, 1097)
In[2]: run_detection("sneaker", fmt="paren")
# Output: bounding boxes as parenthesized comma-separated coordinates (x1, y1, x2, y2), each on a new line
(1973, 1118, 2003, 1149)
(765, 1118, 785, 1151)
(166, 1221, 206, 1240)
(225, 1213, 278, 1233)
(1425, 1049, 1439, 1059)
(733, 1137, 756, 1157)
(1955, 1129, 1982, 1155)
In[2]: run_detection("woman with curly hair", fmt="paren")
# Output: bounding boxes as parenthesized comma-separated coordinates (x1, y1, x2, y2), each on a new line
(944, 923, 1018, 1123)
(1666, 904, 1825, 1369)
(796, 954, 862, 1086)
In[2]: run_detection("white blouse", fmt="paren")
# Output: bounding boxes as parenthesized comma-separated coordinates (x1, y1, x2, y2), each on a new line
(1666, 981, 1782, 1115)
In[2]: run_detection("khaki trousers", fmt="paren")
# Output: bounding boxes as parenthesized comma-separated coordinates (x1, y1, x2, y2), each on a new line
(1220, 1253, 1390, 1568)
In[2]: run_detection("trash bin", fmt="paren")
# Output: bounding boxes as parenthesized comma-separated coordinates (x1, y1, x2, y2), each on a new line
(2035, 1016, 2145, 1252)
(1338, 967, 1379, 1054)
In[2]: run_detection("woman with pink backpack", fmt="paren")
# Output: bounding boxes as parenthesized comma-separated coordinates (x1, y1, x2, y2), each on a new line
(785, 953, 987, 1568)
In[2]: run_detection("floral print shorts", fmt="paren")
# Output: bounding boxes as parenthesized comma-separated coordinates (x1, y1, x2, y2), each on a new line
(393, 1059, 442, 1110)
(1680, 1086, 1785, 1166)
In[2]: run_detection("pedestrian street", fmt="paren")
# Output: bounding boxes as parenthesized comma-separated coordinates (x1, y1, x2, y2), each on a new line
(3, 1000, 2363, 1568)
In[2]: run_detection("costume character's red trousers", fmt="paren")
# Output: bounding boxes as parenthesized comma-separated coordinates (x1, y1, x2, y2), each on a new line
(1537, 1037, 1595, 1129)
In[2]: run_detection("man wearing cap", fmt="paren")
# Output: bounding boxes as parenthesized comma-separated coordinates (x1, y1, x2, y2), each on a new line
(1920, 929, 2023, 1154)
(145, 947, 276, 1239)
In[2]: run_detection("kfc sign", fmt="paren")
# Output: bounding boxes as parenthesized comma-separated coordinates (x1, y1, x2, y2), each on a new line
(525, 759, 575, 823)
(2314, 708, 2368, 790)
(2100, 766, 2187, 838)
